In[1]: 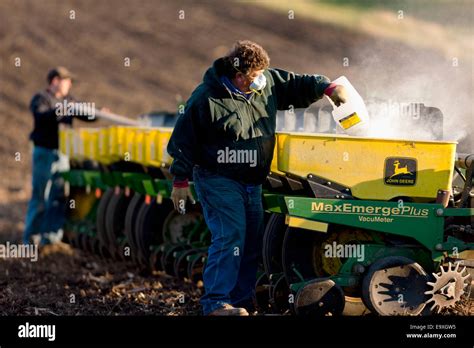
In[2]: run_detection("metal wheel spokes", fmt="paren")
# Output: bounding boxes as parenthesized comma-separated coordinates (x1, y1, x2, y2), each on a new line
(363, 256, 429, 316)
(425, 262, 472, 313)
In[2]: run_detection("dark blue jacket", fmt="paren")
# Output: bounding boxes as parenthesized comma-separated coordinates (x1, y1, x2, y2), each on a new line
(29, 89, 96, 149)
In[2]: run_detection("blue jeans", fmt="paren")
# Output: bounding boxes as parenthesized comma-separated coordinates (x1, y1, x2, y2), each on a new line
(193, 166, 265, 315)
(23, 146, 66, 244)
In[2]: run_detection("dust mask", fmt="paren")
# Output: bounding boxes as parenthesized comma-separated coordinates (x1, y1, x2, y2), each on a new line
(249, 73, 266, 93)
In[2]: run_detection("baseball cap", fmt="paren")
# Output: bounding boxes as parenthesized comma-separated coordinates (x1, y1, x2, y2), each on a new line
(47, 66, 76, 83)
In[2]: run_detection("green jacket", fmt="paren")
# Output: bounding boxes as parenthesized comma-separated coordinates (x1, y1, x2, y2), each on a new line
(167, 58, 330, 184)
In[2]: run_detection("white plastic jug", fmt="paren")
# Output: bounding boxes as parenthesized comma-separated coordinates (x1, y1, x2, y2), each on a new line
(327, 76, 369, 136)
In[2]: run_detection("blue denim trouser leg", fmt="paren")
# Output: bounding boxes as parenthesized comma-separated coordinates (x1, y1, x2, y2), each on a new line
(229, 183, 264, 311)
(193, 167, 264, 315)
(40, 169, 66, 242)
(23, 146, 65, 244)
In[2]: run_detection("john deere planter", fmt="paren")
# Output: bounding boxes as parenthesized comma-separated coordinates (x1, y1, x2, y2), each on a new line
(59, 116, 474, 316)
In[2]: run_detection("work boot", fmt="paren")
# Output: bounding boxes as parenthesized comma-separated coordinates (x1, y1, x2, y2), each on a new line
(208, 304, 249, 316)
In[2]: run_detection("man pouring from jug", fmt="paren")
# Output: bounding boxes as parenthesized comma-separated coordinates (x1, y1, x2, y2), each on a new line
(167, 40, 347, 316)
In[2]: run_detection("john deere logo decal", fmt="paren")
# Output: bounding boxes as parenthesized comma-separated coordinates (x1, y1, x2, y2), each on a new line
(384, 157, 417, 186)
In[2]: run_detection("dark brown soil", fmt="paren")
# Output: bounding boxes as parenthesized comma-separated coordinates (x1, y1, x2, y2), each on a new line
(0, 243, 202, 315)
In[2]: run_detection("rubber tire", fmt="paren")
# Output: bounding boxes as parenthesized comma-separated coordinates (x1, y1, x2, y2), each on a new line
(124, 192, 144, 263)
(161, 243, 191, 276)
(262, 213, 287, 277)
(134, 198, 173, 267)
(96, 188, 115, 250)
(174, 248, 205, 279)
(105, 188, 132, 259)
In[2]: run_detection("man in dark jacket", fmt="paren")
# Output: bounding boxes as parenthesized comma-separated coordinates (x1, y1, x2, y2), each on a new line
(23, 67, 97, 245)
(167, 41, 346, 316)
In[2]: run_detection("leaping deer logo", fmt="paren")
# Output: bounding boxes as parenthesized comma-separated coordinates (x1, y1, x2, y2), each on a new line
(390, 160, 413, 178)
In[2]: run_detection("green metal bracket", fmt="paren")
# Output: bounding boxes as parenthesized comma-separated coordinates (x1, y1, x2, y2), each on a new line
(153, 179, 173, 198)
(441, 208, 474, 217)
(121, 172, 153, 194)
(101, 171, 116, 187)
(439, 236, 474, 253)
(82, 171, 101, 188)
(141, 179, 157, 196)
(66, 170, 86, 187)
(263, 193, 288, 214)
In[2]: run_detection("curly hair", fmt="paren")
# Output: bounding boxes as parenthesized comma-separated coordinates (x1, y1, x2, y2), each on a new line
(224, 40, 270, 77)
